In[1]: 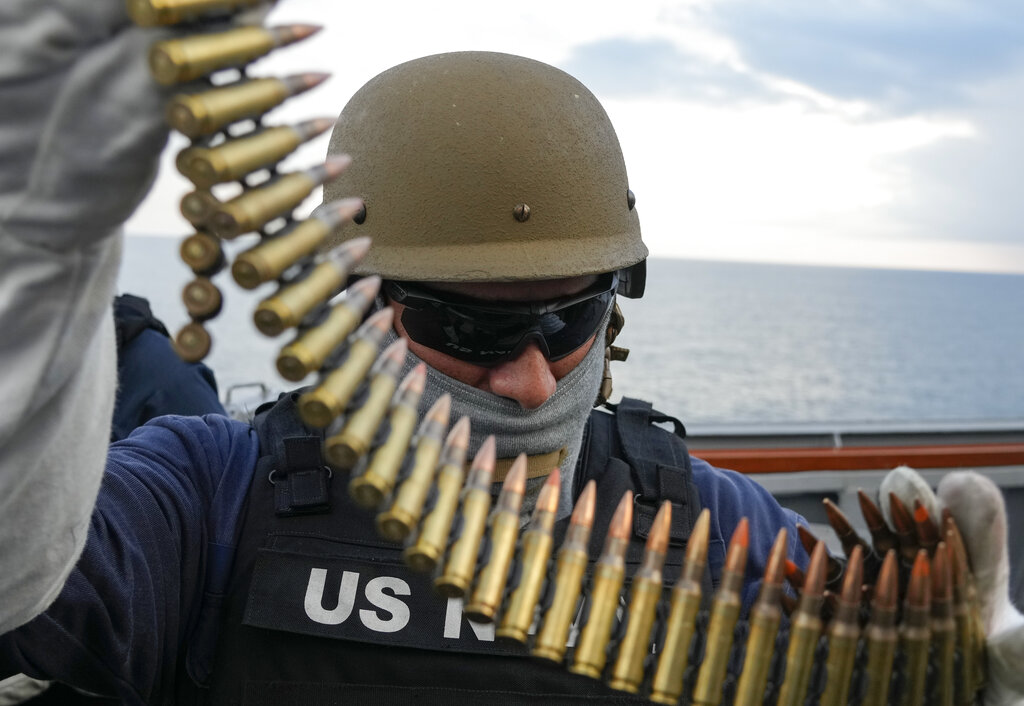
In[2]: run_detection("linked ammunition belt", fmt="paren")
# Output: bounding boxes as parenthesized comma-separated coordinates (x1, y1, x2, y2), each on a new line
(131, 3, 988, 703)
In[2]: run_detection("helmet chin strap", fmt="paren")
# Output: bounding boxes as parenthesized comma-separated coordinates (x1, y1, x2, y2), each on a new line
(382, 309, 609, 522)
(598, 301, 629, 406)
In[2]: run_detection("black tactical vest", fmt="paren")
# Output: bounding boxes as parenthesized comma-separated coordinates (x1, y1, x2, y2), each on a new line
(191, 394, 705, 705)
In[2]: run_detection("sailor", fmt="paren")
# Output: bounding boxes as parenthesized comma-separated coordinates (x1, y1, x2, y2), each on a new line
(1, 2, 1022, 705)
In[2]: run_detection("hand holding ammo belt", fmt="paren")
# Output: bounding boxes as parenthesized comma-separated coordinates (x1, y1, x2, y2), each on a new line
(130, 3, 997, 704)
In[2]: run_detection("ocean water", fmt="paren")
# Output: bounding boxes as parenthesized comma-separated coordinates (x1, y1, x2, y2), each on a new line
(119, 237, 1024, 427)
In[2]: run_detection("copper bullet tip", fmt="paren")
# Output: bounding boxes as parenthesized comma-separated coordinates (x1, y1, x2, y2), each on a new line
(608, 492, 633, 541)
(423, 393, 451, 426)
(347, 273, 381, 300)
(940, 507, 954, 528)
(646, 501, 672, 554)
(888, 492, 915, 534)
(803, 541, 828, 599)
(468, 436, 497, 485)
(380, 336, 408, 364)
(686, 508, 711, 566)
(823, 498, 854, 535)
(570, 480, 596, 528)
(723, 518, 750, 577)
(931, 541, 952, 604)
(299, 116, 336, 137)
(536, 469, 561, 516)
(873, 550, 899, 611)
(501, 454, 527, 497)
(857, 489, 885, 529)
(287, 23, 323, 40)
(322, 154, 353, 180)
(944, 526, 968, 590)
(342, 233, 374, 259)
(840, 545, 864, 605)
(361, 306, 394, 334)
(319, 198, 367, 227)
(397, 362, 427, 396)
(796, 524, 818, 556)
(908, 550, 931, 609)
(733, 517, 750, 548)
(296, 71, 331, 89)
(445, 415, 471, 450)
(764, 528, 788, 586)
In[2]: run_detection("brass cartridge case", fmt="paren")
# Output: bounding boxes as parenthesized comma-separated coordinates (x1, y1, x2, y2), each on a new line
(532, 481, 596, 663)
(179, 189, 220, 227)
(347, 402, 417, 509)
(167, 77, 291, 139)
(323, 371, 394, 469)
(181, 277, 222, 321)
(862, 550, 899, 706)
(347, 364, 425, 509)
(608, 501, 671, 694)
(323, 334, 404, 471)
(178, 117, 334, 188)
(403, 417, 471, 572)
(297, 338, 375, 427)
(233, 212, 324, 288)
(174, 322, 212, 362)
(254, 249, 360, 338)
(434, 438, 496, 597)
(180, 127, 295, 189)
(127, 0, 266, 27)
(733, 528, 789, 706)
(898, 551, 931, 706)
(946, 520, 977, 705)
(275, 273, 378, 381)
(376, 395, 451, 542)
(497, 471, 560, 643)
(209, 172, 313, 239)
(649, 507, 711, 705)
(179, 231, 224, 276)
(297, 308, 392, 428)
(692, 518, 749, 706)
(776, 541, 828, 706)
(570, 492, 632, 680)
(149, 26, 274, 85)
(464, 458, 527, 623)
(931, 542, 956, 706)
(233, 199, 364, 290)
(818, 545, 864, 706)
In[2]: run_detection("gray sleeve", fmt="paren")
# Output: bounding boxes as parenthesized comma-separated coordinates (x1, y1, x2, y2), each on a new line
(0, 0, 174, 632)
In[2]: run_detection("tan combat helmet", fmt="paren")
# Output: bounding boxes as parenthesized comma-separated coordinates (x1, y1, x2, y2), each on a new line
(323, 51, 647, 298)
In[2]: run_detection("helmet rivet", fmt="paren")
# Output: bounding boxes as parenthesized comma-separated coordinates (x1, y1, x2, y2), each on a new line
(627, 189, 636, 211)
(353, 204, 367, 225)
(513, 203, 531, 222)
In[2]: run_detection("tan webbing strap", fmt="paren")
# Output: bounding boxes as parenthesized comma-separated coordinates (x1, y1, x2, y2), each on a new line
(492, 447, 567, 482)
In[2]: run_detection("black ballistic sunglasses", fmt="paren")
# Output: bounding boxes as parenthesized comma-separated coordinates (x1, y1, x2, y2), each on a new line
(384, 272, 618, 366)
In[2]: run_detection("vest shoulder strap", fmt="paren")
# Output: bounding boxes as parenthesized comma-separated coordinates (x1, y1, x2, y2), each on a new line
(253, 392, 332, 516)
(578, 397, 702, 547)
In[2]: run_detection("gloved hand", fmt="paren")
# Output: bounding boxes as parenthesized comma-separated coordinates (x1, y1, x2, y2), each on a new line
(0, 0, 175, 633)
(881, 467, 1024, 706)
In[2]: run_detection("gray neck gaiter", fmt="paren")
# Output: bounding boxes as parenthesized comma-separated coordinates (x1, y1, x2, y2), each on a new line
(384, 314, 607, 522)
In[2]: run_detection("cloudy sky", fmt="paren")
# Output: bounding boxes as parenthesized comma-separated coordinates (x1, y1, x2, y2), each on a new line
(127, 0, 1024, 273)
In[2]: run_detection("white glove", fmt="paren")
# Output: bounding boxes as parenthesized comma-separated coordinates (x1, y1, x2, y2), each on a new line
(0, 0, 174, 632)
(882, 466, 1024, 706)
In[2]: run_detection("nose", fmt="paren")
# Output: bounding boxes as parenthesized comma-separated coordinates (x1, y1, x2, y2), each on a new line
(486, 342, 557, 410)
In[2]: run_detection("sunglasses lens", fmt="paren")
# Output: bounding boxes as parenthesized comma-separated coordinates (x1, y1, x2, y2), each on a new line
(392, 277, 615, 365)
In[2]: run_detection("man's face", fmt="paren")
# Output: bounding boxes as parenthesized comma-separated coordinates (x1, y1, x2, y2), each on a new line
(387, 275, 600, 411)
